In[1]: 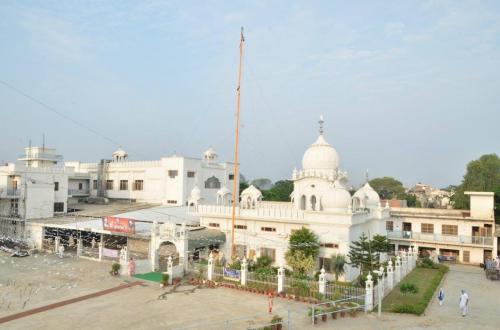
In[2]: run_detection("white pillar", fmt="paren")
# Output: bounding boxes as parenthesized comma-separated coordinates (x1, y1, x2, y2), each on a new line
(395, 255, 401, 283)
(412, 246, 418, 268)
(167, 256, 173, 285)
(318, 267, 326, 295)
(277, 265, 285, 293)
(77, 238, 83, 258)
(207, 253, 214, 281)
(387, 260, 394, 291)
(365, 272, 374, 312)
(378, 266, 385, 297)
(240, 258, 247, 286)
(98, 241, 103, 261)
(401, 252, 408, 276)
(54, 236, 60, 254)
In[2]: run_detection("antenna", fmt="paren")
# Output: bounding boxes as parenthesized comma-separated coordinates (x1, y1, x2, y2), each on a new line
(319, 115, 324, 135)
(42, 133, 45, 151)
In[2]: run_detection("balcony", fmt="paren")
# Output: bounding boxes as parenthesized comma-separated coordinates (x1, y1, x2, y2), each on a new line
(387, 230, 493, 246)
(68, 189, 90, 196)
(18, 153, 63, 162)
(1, 188, 20, 198)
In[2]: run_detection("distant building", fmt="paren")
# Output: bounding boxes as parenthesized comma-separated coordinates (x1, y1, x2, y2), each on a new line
(408, 182, 452, 208)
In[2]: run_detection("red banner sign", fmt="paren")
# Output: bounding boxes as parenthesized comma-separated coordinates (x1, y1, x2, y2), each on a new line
(102, 216, 135, 234)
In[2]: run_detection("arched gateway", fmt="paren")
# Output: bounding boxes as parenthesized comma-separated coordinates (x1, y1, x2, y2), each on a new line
(150, 222, 189, 272)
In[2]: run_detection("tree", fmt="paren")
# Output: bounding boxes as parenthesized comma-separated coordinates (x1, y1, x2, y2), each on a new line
(347, 233, 378, 274)
(371, 235, 390, 262)
(285, 250, 316, 274)
(250, 178, 273, 190)
(288, 227, 320, 258)
(262, 180, 294, 202)
(330, 253, 346, 281)
(452, 154, 500, 222)
(369, 177, 405, 200)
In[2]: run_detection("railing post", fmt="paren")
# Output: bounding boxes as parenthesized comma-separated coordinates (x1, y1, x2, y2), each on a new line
(54, 236, 60, 254)
(365, 272, 373, 312)
(277, 265, 285, 294)
(318, 267, 326, 296)
(98, 241, 103, 261)
(208, 253, 214, 281)
(76, 238, 83, 258)
(387, 260, 394, 291)
(395, 255, 401, 283)
(167, 256, 173, 285)
(240, 258, 247, 286)
(401, 251, 408, 276)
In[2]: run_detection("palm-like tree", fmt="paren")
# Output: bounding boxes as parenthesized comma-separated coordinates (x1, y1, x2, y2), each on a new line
(330, 253, 346, 281)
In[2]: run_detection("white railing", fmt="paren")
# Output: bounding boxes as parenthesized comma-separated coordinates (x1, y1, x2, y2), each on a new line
(387, 230, 493, 246)
(196, 204, 306, 220)
(68, 189, 90, 195)
(19, 153, 63, 161)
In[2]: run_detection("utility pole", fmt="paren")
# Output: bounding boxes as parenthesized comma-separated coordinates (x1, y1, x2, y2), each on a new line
(230, 27, 245, 259)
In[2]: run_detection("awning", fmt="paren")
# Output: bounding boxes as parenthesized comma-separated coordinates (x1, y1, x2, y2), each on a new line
(188, 228, 226, 250)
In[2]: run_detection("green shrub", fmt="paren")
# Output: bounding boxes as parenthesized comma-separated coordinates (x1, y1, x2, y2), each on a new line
(392, 304, 421, 314)
(399, 282, 419, 294)
(110, 262, 120, 275)
(419, 257, 437, 269)
(160, 273, 169, 285)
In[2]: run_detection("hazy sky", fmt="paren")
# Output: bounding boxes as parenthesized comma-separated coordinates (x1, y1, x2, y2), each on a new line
(0, 0, 499, 189)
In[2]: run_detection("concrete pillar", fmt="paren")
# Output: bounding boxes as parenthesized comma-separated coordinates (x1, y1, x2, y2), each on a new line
(401, 251, 408, 276)
(167, 256, 173, 285)
(240, 258, 247, 286)
(395, 255, 401, 283)
(207, 253, 214, 281)
(365, 272, 374, 311)
(387, 260, 394, 291)
(277, 265, 285, 293)
(378, 266, 385, 297)
(318, 267, 326, 295)
(54, 236, 60, 254)
(98, 242, 103, 261)
(76, 238, 83, 258)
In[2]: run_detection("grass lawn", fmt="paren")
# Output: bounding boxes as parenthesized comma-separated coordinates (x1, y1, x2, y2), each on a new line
(134, 272, 163, 283)
(383, 265, 448, 315)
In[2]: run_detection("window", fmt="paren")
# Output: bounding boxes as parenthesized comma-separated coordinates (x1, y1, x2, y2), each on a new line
(119, 180, 128, 191)
(93, 180, 97, 190)
(229, 174, 234, 180)
(442, 225, 458, 236)
(386, 221, 394, 231)
(421, 223, 434, 234)
(106, 180, 114, 190)
(187, 171, 196, 178)
(319, 257, 332, 270)
(261, 227, 276, 232)
(205, 176, 221, 189)
(78, 183, 83, 190)
(260, 247, 276, 262)
(320, 243, 339, 249)
(54, 182, 59, 191)
(208, 222, 220, 228)
(168, 170, 178, 178)
(167, 200, 177, 204)
(54, 202, 64, 212)
(235, 225, 247, 230)
(133, 180, 144, 191)
(10, 199, 18, 215)
(235, 244, 247, 258)
(463, 251, 470, 263)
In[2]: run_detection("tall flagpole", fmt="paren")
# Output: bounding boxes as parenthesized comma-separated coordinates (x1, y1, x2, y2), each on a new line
(231, 27, 245, 259)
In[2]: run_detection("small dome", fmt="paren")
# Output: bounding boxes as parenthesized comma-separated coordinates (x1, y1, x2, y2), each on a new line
(302, 135, 339, 171)
(112, 148, 127, 158)
(322, 180, 351, 211)
(190, 185, 201, 199)
(217, 186, 231, 196)
(353, 182, 380, 208)
(203, 147, 218, 161)
(241, 185, 262, 198)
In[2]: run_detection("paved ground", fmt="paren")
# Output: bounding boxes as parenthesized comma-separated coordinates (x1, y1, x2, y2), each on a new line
(1, 253, 500, 329)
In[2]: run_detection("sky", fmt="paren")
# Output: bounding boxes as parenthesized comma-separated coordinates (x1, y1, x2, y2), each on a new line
(0, 0, 499, 189)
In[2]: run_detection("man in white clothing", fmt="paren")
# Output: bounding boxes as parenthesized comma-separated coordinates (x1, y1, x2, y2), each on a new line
(459, 290, 469, 317)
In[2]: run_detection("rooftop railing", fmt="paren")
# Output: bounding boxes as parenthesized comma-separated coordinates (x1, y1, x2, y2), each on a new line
(387, 230, 493, 246)
(18, 153, 63, 161)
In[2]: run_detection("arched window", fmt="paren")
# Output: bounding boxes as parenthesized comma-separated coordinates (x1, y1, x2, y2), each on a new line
(300, 195, 306, 210)
(311, 195, 317, 211)
(204, 176, 221, 189)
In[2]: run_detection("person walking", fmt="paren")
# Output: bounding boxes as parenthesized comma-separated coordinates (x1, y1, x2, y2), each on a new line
(267, 291, 274, 314)
(127, 257, 136, 276)
(459, 290, 469, 317)
(438, 288, 445, 306)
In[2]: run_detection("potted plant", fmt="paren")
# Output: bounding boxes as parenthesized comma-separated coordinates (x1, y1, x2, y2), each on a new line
(109, 262, 120, 276)
(160, 273, 169, 288)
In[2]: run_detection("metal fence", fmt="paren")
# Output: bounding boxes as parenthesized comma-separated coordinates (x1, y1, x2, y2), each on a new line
(310, 295, 365, 324)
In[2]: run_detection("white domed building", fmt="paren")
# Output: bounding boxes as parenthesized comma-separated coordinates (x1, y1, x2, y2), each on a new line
(196, 116, 391, 281)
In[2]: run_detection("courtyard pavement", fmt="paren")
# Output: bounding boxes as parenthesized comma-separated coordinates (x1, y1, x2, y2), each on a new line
(1, 253, 499, 329)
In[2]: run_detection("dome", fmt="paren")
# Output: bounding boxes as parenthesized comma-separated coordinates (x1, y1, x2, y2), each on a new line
(321, 180, 351, 211)
(190, 185, 201, 199)
(353, 182, 380, 208)
(302, 134, 339, 171)
(112, 148, 127, 158)
(203, 147, 218, 161)
(241, 185, 262, 198)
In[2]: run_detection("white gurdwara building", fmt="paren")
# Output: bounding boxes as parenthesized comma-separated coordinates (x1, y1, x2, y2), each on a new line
(195, 118, 390, 281)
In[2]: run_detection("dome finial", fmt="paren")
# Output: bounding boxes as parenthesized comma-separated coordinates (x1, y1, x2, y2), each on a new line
(365, 168, 369, 183)
(318, 115, 325, 135)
